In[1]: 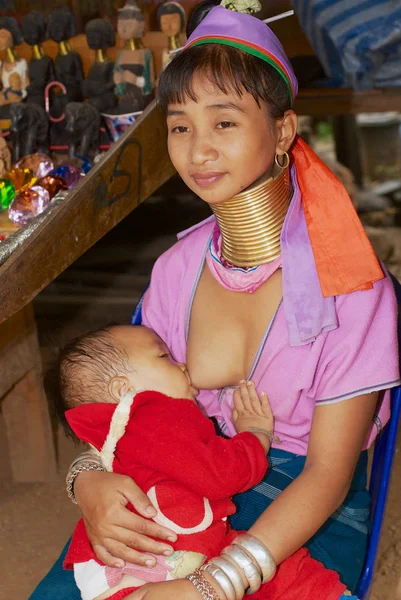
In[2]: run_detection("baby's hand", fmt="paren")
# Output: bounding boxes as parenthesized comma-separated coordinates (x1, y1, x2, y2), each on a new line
(233, 381, 274, 450)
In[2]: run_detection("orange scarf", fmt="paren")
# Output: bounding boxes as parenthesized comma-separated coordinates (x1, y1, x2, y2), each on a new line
(292, 136, 383, 297)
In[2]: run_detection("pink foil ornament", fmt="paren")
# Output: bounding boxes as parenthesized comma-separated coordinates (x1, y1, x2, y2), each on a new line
(48, 164, 82, 189)
(8, 185, 51, 226)
(16, 153, 54, 179)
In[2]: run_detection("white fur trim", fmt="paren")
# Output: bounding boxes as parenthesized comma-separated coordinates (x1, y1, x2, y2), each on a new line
(100, 392, 135, 472)
(147, 486, 214, 534)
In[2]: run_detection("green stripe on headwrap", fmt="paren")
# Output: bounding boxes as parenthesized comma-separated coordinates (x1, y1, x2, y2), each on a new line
(189, 37, 293, 105)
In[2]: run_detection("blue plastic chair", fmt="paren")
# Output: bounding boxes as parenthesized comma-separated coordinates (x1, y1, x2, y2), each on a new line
(355, 384, 401, 599)
(133, 279, 401, 600)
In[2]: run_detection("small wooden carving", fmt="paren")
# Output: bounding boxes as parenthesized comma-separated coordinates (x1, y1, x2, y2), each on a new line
(21, 11, 55, 108)
(113, 0, 155, 114)
(157, 1, 186, 72)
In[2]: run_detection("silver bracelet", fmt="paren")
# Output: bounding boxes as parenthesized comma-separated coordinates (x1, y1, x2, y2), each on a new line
(66, 461, 106, 504)
(233, 534, 276, 584)
(221, 545, 261, 594)
(202, 564, 236, 600)
(186, 569, 221, 600)
(204, 557, 245, 600)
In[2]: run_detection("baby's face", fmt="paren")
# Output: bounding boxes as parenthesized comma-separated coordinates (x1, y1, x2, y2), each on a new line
(111, 326, 198, 401)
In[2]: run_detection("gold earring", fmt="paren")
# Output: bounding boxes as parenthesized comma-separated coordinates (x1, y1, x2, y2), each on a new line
(274, 151, 290, 170)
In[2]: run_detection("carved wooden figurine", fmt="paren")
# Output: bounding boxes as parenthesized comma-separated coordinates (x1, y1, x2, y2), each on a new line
(82, 19, 117, 114)
(157, 1, 186, 72)
(48, 8, 84, 104)
(0, 17, 28, 120)
(21, 11, 55, 107)
(113, 0, 155, 114)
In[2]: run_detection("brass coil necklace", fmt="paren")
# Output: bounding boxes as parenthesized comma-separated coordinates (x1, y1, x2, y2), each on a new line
(210, 166, 292, 268)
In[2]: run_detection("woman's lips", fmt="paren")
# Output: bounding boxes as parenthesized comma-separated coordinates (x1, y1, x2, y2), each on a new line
(191, 172, 227, 188)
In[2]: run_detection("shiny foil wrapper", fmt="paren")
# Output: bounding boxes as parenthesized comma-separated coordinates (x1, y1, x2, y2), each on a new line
(0, 178, 15, 210)
(4, 167, 37, 193)
(8, 185, 51, 226)
(16, 153, 54, 179)
(48, 164, 82, 189)
(64, 156, 91, 175)
(37, 175, 68, 199)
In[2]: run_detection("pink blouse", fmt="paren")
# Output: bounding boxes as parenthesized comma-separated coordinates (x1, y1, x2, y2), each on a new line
(142, 218, 400, 456)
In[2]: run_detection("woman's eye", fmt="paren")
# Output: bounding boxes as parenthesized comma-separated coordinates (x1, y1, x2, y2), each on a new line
(217, 121, 235, 129)
(171, 126, 188, 134)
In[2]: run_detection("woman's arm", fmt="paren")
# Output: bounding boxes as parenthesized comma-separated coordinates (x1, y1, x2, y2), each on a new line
(248, 391, 378, 563)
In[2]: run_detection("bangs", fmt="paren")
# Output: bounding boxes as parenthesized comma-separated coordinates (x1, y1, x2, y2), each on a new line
(158, 44, 290, 118)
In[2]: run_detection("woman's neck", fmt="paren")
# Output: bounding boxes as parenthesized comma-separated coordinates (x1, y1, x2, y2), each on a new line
(5, 47, 17, 63)
(124, 38, 143, 50)
(168, 35, 181, 51)
(32, 44, 45, 60)
(210, 166, 292, 268)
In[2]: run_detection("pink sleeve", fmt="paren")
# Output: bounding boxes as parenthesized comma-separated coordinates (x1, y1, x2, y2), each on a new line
(310, 273, 399, 414)
(141, 253, 170, 344)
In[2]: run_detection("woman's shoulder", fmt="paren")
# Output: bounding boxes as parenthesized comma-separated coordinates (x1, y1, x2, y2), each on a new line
(335, 267, 397, 318)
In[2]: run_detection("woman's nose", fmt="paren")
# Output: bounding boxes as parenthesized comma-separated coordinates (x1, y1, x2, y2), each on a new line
(190, 134, 218, 164)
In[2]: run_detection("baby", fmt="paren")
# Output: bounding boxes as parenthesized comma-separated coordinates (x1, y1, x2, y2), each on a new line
(50, 324, 274, 600)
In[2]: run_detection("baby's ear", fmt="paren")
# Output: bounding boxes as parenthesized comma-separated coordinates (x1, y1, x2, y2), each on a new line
(109, 376, 133, 402)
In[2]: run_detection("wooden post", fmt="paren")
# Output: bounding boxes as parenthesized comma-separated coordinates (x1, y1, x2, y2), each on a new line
(332, 115, 363, 186)
(0, 304, 57, 482)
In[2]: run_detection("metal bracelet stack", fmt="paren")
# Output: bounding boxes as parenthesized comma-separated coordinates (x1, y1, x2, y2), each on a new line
(201, 533, 276, 599)
(66, 460, 106, 504)
(187, 568, 221, 600)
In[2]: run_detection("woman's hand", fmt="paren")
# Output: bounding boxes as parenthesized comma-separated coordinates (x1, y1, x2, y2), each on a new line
(74, 471, 177, 567)
(126, 580, 203, 599)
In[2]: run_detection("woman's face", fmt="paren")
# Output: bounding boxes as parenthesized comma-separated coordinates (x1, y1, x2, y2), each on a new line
(167, 75, 280, 205)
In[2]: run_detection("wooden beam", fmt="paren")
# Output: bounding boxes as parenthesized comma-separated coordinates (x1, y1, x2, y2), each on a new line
(295, 87, 401, 116)
(0, 101, 175, 326)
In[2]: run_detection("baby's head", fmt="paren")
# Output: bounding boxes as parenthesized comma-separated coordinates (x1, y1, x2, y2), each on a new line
(47, 325, 197, 439)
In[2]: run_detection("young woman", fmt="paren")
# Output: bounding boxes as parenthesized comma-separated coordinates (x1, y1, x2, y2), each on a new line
(30, 2, 399, 599)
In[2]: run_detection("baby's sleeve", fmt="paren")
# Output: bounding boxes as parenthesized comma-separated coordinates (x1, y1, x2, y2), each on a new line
(309, 273, 399, 444)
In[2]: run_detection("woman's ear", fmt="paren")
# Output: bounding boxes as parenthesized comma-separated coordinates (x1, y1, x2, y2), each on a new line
(108, 376, 134, 402)
(275, 110, 298, 155)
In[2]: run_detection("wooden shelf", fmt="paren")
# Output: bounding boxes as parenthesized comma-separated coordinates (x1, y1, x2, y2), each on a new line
(295, 86, 401, 116)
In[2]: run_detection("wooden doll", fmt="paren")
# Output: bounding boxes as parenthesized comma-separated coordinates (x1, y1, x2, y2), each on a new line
(113, 0, 155, 114)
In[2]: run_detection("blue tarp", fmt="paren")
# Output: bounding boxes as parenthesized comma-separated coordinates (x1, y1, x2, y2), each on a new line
(292, 0, 401, 90)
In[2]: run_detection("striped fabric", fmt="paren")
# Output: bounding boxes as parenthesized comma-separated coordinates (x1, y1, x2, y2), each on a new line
(230, 448, 370, 593)
(292, 0, 401, 90)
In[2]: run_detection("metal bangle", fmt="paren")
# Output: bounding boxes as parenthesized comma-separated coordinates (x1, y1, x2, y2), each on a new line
(233, 534, 276, 584)
(186, 569, 221, 600)
(205, 557, 245, 600)
(221, 545, 262, 594)
(66, 461, 106, 504)
(203, 564, 236, 600)
(69, 450, 104, 471)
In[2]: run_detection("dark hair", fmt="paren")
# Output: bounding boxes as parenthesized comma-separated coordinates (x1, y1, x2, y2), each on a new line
(186, 0, 219, 37)
(159, 0, 290, 119)
(158, 43, 291, 119)
(0, 16, 23, 46)
(85, 18, 115, 49)
(157, 2, 186, 30)
(48, 8, 76, 42)
(21, 11, 48, 46)
(45, 326, 130, 441)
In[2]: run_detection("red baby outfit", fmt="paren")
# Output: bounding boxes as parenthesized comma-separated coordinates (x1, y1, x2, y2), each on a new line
(64, 391, 268, 567)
